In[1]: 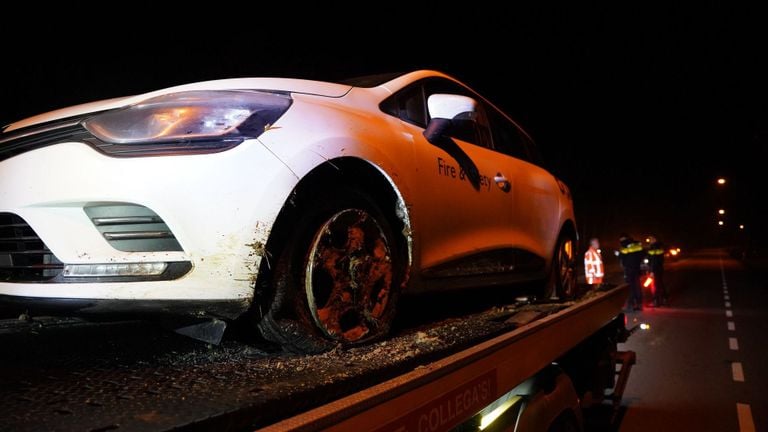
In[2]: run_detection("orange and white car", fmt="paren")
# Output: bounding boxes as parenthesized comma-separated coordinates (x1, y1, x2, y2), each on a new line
(0, 70, 576, 352)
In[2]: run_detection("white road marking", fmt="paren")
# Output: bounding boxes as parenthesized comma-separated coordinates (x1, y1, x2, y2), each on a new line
(729, 337, 739, 350)
(720, 262, 755, 432)
(732, 362, 745, 382)
(737, 403, 756, 432)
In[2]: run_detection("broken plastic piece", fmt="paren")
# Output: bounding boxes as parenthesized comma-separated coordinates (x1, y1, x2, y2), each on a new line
(174, 318, 227, 345)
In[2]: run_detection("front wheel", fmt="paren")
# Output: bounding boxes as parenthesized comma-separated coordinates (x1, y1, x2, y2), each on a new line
(256, 188, 406, 353)
(305, 208, 397, 341)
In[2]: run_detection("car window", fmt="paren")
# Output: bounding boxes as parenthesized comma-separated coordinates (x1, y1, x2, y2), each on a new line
(380, 84, 427, 128)
(399, 85, 428, 127)
(423, 79, 493, 149)
(487, 108, 529, 160)
(382, 78, 517, 151)
(524, 138, 543, 166)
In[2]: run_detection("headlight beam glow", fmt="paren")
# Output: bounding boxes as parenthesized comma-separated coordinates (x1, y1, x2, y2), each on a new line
(479, 395, 522, 430)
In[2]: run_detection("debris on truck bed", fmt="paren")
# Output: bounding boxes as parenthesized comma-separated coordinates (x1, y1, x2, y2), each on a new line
(0, 286, 605, 432)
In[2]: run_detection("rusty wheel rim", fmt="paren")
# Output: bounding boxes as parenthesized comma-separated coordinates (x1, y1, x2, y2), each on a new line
(305, 209, 393, 342)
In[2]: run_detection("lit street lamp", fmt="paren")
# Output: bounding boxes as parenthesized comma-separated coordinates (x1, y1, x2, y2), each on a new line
(718, 209, 725, 215)
(718, 220, 724, 226)
(717, 177, 726, 185)
(739, 224, 744, 230)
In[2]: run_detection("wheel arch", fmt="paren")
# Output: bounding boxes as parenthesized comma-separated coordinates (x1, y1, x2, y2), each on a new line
(252, 156, 413, 318)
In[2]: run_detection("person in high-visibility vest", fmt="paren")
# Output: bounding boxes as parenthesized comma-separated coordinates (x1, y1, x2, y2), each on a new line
(619, 234, 645, 311)
(584, 238, 604, 286)
(647, 235, 667, 307)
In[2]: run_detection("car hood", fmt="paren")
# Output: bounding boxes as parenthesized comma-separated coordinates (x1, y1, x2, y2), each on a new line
(4, 78, 352, 132)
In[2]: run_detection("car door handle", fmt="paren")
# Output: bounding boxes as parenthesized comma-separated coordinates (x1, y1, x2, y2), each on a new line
(494, 173, 511, 192)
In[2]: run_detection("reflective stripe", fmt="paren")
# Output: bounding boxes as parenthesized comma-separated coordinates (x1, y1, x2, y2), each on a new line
(584, 248, 604, 278)
(620, 243, 643, 254)
(648, 249, 664, 255)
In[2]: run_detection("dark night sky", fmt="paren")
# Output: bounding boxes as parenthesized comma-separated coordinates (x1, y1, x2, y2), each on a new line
(2, 4, 766, 249)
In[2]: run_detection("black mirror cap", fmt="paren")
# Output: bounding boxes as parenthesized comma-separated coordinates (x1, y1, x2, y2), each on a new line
(423, 118, 452, 144)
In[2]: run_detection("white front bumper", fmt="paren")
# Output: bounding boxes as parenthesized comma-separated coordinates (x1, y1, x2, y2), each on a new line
(0, 138, 297, 305)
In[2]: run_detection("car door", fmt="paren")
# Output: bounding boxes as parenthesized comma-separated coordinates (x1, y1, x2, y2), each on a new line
(486, 107, 560, 265)
(387, 79, 519, 284)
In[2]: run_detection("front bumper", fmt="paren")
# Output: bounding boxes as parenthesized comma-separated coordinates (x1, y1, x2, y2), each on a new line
(0, 137, 298, 313)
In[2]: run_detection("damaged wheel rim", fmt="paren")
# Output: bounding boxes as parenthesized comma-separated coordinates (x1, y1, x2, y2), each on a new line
(305, 209, 393, 342)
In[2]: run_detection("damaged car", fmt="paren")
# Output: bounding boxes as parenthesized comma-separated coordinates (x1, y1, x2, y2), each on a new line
(0, 70, 576, 352)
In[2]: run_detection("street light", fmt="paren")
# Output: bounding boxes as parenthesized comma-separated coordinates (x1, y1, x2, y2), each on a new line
(718, 220, 724, 226)
(718, 209, 725, 215)
(739, 224, 744, 230)
(717, 177, 726, 185)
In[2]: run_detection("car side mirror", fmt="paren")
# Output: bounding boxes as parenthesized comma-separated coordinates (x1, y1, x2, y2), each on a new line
(423, 94, 478, 144)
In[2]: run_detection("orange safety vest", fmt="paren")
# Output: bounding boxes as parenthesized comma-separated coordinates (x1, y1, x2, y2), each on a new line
(584, 247, 604, 284)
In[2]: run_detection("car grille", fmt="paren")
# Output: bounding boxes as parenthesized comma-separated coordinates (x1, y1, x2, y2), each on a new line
(0, 213, 64, 282)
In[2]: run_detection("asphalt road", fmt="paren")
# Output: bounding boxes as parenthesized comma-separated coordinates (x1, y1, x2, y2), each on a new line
(615, 249, 766, 432)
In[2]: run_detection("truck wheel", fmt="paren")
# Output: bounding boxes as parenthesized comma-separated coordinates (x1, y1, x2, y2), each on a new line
(257, 187, 404, 353)
(545, 234, 577, 301)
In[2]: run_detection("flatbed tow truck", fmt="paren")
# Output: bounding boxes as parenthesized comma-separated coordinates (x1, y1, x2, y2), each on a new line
(0, 284, 635, 432)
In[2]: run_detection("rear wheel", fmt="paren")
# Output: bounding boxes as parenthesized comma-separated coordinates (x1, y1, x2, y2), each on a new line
(544, 234, 577, 301)
(256, 187, 405, 353)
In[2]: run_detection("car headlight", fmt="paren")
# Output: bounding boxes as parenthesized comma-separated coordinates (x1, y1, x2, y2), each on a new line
(82, 90, 291, 155)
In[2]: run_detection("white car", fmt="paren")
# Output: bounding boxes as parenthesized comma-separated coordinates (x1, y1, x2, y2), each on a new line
(0, 70, 576, 352)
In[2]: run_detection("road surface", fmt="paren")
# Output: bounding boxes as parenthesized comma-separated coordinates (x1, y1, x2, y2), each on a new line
(614, 249, 766, 432)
